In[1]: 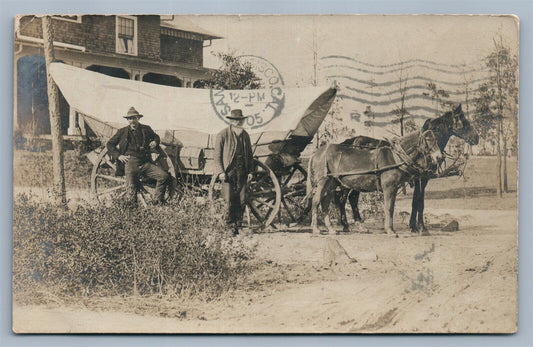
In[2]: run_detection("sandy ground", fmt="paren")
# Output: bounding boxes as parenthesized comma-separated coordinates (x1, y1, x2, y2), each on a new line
(12, 155, 518, 333)
(12, 196, 518, 334)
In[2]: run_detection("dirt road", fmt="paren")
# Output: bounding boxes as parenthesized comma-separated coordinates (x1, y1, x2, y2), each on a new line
(13, 197, 517, 333)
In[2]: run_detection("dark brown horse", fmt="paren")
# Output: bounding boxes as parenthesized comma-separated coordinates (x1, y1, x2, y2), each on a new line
(336, 104, 479, 234)
(308, 104, 478, 235)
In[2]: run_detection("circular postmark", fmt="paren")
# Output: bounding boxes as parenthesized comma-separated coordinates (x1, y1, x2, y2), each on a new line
(210, 55, 286, 130)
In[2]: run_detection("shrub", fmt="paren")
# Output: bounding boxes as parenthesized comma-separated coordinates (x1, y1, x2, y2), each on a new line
(359, 191, 384, 219)
(13, 150, 93, 189)
(13, 192, 256, 302)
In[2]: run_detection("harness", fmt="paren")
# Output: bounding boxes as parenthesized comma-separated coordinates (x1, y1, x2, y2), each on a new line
(389, 130, 440, 178)
(329, 130, 439, 179)
(304, 130, 441, 200)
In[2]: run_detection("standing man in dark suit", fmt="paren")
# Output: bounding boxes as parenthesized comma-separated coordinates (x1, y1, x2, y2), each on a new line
(214, 109, 254, 235)
(106, 107, 169, 205)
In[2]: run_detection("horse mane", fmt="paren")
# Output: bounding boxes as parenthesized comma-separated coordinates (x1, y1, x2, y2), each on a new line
(340, 137, 356, 145)
(421, 105, 464, 151)
(422, 108, 457, 132)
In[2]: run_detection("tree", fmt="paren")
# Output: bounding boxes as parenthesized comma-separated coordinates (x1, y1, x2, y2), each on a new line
(423, 82, 453, 116)
(195, 52, 262, 90)
(390, 65, 410, 136)
(42, 16, 66, 205)
(363, 105, 375, 130)
(473, 38, 518, 196)
(317, 93, 355, 146)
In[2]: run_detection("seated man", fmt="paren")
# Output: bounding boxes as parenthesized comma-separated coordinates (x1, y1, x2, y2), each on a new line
(106, 107, 169, 205)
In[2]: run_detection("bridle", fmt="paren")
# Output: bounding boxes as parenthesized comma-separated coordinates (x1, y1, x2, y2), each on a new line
(390, 129, 442, 178)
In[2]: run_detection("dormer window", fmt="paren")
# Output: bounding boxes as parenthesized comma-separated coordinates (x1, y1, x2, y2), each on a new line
(116, 15, 137, 56)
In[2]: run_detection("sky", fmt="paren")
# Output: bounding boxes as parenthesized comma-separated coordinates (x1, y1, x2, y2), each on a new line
(182, 15, 519, 139)
(186, 15, 519, 88)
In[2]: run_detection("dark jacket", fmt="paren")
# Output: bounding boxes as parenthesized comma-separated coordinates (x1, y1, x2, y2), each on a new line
(106, 124, 160, 161)
(213, 126, 254, 176)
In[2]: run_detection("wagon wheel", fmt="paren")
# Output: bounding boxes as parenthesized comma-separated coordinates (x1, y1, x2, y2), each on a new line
(275, 163, 311, 227)
(91, 147, 176, 206)
(208, 159, 281, 228)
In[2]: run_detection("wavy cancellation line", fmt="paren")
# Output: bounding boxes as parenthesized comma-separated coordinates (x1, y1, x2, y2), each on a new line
(321, 55, 485, 70)
(337, 93, 467, 109)
(342, 84, 473, 98)
(338, 104, 450, 118)
(352, 115, 432, 127)
(322, 63, 489, 76)
(328, 74, 492, 88)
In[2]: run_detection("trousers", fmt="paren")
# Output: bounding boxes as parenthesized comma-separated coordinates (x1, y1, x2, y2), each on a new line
(124, 157, 169, 203)
(222, 169, 247, 226)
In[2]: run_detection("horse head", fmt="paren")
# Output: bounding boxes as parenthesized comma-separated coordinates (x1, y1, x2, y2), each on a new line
(449, 104, 479, 145)
(423, 104, 479, 151)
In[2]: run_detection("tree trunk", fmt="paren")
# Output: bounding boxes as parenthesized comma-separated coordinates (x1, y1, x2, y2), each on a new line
(496, 119, 502, 198)
(503, 132, 508, 193)
(42, 16, 66, 205)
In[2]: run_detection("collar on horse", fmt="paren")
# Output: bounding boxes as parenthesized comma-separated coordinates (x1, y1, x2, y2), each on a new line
(389, 129, 441, 178)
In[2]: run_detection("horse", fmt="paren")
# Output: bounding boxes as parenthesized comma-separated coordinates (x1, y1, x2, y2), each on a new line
(333, 136, 390, 231)
(308, 104, 478, 235)
(338, 104, 479, 233)
(308, 128, 442, 235)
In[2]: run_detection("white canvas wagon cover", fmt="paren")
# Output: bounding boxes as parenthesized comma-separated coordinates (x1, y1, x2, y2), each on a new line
(50, 63, 336, 152)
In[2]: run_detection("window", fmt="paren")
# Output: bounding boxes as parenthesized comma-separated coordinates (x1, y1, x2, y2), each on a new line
(116, 15, 137, 56)
(53, 15, 82, 23)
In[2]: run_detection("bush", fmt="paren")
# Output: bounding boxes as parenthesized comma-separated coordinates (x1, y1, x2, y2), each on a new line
(13, 150, 93, 189)
(13, 193, 256, 302)
(359, 191, 384, 219)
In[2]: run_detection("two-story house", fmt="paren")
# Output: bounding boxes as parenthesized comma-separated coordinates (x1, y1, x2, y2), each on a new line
(14, 15, 221, 136)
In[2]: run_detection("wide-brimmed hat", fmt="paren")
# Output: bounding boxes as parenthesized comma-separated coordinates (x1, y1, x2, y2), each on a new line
(124, 107, 143, 119)
(226, 109, 247, 120)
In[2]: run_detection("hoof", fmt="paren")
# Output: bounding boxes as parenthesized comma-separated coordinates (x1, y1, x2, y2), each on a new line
(311, 229, 321, 236)
(386, 229, 398, 238)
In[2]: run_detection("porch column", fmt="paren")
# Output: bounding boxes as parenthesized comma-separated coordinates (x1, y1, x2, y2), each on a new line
(13, 55, 19, 132)
(67, 107, 80, 135)
(79, 115, 86, 136)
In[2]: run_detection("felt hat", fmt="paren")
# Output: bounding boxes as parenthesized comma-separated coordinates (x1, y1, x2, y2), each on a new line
(124, 107, 143, 119)
(226, 109, 246, 120)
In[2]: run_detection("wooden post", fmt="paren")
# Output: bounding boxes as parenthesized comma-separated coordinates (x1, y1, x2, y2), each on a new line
(42, 16, 66, 204)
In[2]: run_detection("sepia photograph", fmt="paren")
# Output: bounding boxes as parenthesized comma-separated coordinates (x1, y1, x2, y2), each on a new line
(12, 14, 519, 334)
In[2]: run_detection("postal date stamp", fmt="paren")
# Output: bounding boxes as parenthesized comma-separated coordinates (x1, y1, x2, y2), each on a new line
(210, 55, 286, 129)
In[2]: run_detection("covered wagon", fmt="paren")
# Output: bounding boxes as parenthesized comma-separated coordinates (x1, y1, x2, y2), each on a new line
(50, 62, 337, 228)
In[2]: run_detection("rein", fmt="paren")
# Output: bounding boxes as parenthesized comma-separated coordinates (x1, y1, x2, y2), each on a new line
(389, 130, 440, 177)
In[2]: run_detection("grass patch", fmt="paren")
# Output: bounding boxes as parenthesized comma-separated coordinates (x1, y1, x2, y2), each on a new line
(13, 192, 256, 305)
(13, 150, 93, 189)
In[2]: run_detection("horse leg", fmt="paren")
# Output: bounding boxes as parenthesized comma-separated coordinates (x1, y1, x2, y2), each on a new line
(322, 181, 337, 235)
(347, 190, 366, 233)
(311, 178, 328, 235)
(417, 177, 430, 235)
(335, 189, 350, 232)
(382, 184, 398, 236)
(348, 190, 362, 222)
(410, 178, 421, 233)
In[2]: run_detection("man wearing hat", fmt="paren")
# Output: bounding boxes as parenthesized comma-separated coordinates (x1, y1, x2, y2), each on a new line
(214, 109, 254, 235)
(106, 107, 169, 205)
